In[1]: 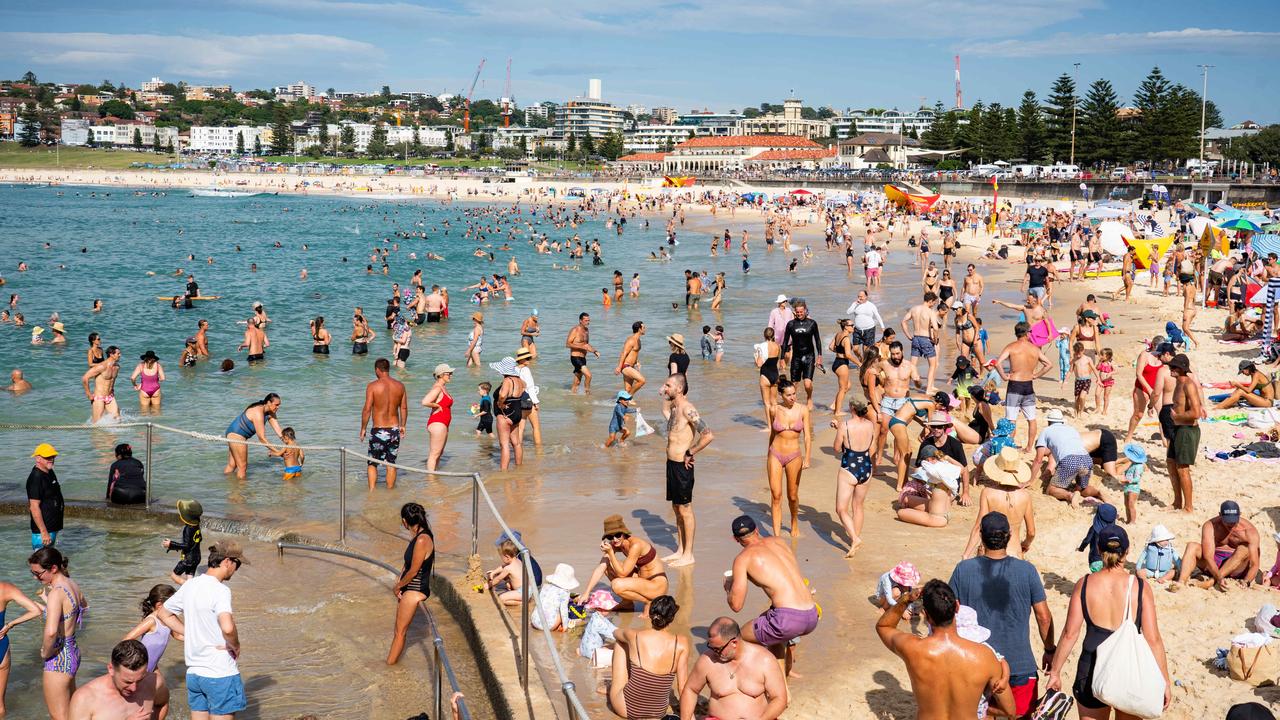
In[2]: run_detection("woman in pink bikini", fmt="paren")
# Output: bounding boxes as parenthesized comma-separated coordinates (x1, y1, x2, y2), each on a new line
(765, 379, 811, 539)
(130, 350, 165, 411)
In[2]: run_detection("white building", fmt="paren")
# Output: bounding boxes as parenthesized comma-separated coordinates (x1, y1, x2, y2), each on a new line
(624, 124, 695, 153)
(677, 111, 744, 137)
(189, 126, 266, 153)
(494, 126, 554, 153)
(60, 118, 91, 145)
(836, 133, 921, 169)
(274, 81, 316, 101)
(554, 80, 625, 140)
(625, 103, 647, 119)
(832, 108, 935, 139)
(524, 103, 554, 121)
(140, 77, 166, 92)
(649, 106, 679, 124)
(735, 99, 830, 140)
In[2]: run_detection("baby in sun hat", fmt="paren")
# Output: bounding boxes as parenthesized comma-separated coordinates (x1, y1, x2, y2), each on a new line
(875, 561, 922, 618)
(1134, 524, 1181, 583)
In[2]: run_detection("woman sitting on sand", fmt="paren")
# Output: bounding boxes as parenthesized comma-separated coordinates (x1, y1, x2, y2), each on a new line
(606, 595, 689, 720)
(896, 444, 963, 528)
(577, 515, 668, 612)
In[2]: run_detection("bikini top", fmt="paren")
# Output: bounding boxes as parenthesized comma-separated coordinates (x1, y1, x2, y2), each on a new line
(772, 412, 805, 433)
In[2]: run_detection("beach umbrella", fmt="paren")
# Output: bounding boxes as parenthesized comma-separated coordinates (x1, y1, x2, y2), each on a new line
(1080, 207, 1127, 220)
(1017, 220, 1044, 230)
(1218, 217, 1262, 233)
(790, 189, 813, 195)
(1187, 202, 1213, 216)
(1263, 222, 1280, 233)
(1097, 221, 1134, 256)
(1187, 216, 1213, 239)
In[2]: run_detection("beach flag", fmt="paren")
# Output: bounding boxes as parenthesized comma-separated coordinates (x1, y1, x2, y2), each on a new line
(988, 176, 999, 233)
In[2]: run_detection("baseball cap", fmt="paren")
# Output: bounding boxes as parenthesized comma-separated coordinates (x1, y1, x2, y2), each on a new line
(32, 443, 58, 458)
(1154, 342, 1176, 357)
(915, 443, 940, 465)
(979, 512, 1011, 542)
(1221, 500, 1241, 524)
(209, 540, 250, 564)
(616, 390, 632, 401)
(1097, 524, 1130, 555)
(731, 515, 757, 538)
(1168, 354, 1191, 372)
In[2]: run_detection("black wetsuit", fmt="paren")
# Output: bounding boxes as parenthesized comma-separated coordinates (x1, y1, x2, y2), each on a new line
(781, 317, 821, 382)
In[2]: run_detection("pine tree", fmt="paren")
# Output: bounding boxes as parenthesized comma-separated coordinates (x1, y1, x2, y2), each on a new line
(517, 136, 527, 154)
(253, 136, 262, 155)
(956, 102, 984, 161)
(1015, 91, 1046, 162)
(338, 126, 354, 156)
(1044, 73, 1077, 162)
(600, 131, 625, 160)
(132, 128, 143, 149)
(1077, 79, 1124, 167)
(1131, 67, 1172, 164)
(152, 133, 162, 152)
(582, 131, 596, 155)
(269, 105, 294, 156)
(317, 122, 330, 156)
(235, 131, 245, 155)
(84, 127, 97, 148)
(17, 102, 41, 147)
(410, 125, 423, 157)
(366, 123, 388, 158)
(1164, 85, 1205, 162)
(921, 102, 958, 150)
(567, 133, 577, 153)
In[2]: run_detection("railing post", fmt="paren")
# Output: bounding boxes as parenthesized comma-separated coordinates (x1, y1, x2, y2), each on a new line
(434, 637, 444, 720)
(561, 682, 578, 720)
(144, 422, 153, 506)
(470, 474, 479, 557)
(338, 447, 347, 542)
(519, 548, 531, 691)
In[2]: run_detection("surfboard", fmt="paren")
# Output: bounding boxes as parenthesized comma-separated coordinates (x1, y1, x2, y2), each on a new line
(156, 296, 222, 301)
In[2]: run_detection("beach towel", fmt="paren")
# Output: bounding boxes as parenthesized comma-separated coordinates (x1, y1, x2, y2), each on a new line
(1028, 317, 1058, 348)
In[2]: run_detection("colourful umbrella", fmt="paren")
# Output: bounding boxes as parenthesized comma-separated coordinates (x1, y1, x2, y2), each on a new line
(1187, 202, 1213, 216)
(1218, 217, 1262, 233)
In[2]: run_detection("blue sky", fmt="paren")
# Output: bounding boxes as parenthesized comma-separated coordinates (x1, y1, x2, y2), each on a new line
(2, 0, 1277, 123)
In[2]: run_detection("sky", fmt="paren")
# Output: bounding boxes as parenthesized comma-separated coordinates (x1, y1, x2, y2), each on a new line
(2, 0, 1277, 124)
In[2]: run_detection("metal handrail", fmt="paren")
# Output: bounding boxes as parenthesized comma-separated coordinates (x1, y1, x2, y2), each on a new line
(277, 542, 471, 720)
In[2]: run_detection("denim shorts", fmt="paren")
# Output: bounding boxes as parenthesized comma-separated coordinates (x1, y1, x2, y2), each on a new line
(187, 673, 247, 715)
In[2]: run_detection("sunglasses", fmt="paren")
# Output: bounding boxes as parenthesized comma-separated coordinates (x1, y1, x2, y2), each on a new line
(707, 636, 738, 655)
(31, 567, 48, 579)
(603, 533, 626, 541)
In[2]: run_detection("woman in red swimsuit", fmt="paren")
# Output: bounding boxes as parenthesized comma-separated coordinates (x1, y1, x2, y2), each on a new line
(421, 363, 455, 471)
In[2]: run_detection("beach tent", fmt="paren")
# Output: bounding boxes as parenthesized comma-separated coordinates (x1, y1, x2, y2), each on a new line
(1096, 221, 1134, 257)
(885, 183, 941, 211)
(1080, 206, 1127, 220)
(790, 189, 814, 195)
(1126, 235, 1176, 270)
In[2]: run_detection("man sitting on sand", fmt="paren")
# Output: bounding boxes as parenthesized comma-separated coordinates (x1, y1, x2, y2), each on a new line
(680, 617, 787, 720)
(877, 579, 1015, 720)
(1173, 500, 1261, 592)
(726, 515, 818, 676)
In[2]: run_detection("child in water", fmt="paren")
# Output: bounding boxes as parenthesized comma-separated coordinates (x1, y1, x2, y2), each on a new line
(273, 427, 305, 480)
(163, 499, 203, 585)
(475, 382, 493, 436)
(485, 539, 526, 606)
(605, 391, 635, 448)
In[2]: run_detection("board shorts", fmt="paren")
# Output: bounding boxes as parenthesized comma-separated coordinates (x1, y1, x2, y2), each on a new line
(910, 335, 936, 359)
(246, 353, 264, 362)
(1004, 380, 1037, 420)
(187, 673, 247, 716)
(368, 426, 401, 467)
(1052, 454, 1093, 490)
(752, 605, 819, 647)
(1158, 404, 1175, 443)
(1214, 549, 1250, 579)
(426, 312, 442, 323)
(790, 354, 816, 382)
(396, 347, 410, 362)
(1178, 272, 1196, 285)
(852, 327, 876, 347)
(570, 355, 587, 376)
(1168, 425, 1200, 465)
(665, 459, 695, 505)
(1074, 378, 1092, 396)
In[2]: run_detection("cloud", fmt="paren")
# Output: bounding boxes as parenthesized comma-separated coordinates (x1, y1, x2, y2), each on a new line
(961, 27, 1280, 57)
(0, 31, 385, 80)
(231, 0, 1095, 39)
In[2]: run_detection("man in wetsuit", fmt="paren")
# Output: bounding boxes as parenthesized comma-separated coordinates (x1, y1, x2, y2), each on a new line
(877, 580, 1014, 720)
(781, 299, 821, 408)
(994, 322, 1052, 453)
(566, 312, 599, 394)
(727, 516, 818, 677)
(360, 357, 408, 490)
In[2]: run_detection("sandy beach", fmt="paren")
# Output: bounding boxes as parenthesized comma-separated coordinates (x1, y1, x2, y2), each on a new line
(3, 166, 1276, 720)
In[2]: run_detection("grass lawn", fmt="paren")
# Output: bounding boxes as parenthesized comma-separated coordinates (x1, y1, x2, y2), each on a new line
(0, 142, 175, 170)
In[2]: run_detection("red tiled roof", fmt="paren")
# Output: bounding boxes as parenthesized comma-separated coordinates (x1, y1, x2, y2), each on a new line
(675, 134, 820, 149)
(617, 152, 669, 162)
(746, 148, 837, 162)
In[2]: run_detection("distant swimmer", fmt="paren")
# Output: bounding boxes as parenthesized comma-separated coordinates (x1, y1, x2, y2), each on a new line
(82, 346, 122, 422)
(6, 368, 31, 393)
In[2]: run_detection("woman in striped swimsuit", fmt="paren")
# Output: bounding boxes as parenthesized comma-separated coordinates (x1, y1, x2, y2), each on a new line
(608, 595, 689, 720)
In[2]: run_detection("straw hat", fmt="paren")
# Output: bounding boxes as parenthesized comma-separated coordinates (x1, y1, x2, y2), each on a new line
(667, 333, 685, 350)
(433, 363, 455, 377)
(545, 563, 580, 590)
(889, 561, 920, 587)
(489, 357, 519, 376)
(177, 499, 204, 525)
(471, 312, 483, 323)
(32, 326, 44, 336)
(925, 412, 952, 427)
(51, 322, 65, 333)
(1146, 524, 1175, 545)
(602, 514, 632, 538)
(515, 347, 532, 362)
(983, 447, 1031, 487)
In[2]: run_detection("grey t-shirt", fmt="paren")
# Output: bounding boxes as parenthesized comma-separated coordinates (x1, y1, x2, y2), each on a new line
(1035, 423, 1087, 459)
(949, 556, 1046, 678)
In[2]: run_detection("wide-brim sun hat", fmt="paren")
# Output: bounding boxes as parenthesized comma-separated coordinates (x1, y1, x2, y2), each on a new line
(177, 499, 204, 524)
(515, 348, 532, 362)
(1123, 443, 1147, 464)
(472, 312, 483, 323)
(983, 446, 1030, 487)
(1147, 524, 1175, 545)
(889, 561, 920, 587)
(490, 357, 519, 376)
(955, 605, 991, 644)
(667, 333, 685, 350)
(545, 563, 580, 590)
(602, 514, 631, 538)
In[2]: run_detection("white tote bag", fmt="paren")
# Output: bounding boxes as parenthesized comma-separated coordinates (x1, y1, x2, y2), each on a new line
(1091, 576, 1166, 718)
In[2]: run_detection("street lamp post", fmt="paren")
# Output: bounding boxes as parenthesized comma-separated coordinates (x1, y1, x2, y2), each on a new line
(1069, 62, 1080, 167)
(1198, 64, 1214, 167)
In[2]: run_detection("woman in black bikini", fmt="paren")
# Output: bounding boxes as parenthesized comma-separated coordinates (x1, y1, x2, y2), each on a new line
(388, 502, 434, 665)
(310, 316, 330, 355)
(953, 302, 983, 365)
(1047, 525, 1171, 715)
(86, 332, 104, 366)
(830, 319, 857, 418)
(755, 327, 781, 422)
(492, 357, 527, 471)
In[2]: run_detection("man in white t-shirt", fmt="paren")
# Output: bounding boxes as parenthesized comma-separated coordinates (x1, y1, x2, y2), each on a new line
(863, 246, 884, 288)
(1031, 409, 1105, 506)
(157, 541, 248, 719)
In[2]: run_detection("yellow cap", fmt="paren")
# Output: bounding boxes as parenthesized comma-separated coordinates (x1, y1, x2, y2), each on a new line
(32, 443, 58, 458)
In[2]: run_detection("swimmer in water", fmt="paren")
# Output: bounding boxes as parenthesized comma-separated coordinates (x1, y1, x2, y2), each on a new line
(83, 345, 122, 422)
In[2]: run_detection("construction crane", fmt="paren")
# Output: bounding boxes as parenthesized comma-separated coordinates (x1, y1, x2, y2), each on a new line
(501, 58, 513, 127)
(462, 58, 486, 134)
